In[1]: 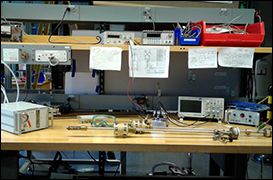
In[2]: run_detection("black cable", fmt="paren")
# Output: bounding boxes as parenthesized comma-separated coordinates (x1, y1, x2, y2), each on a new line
(87, 151, 99, 166)
(172, 113, 209, 127)
(246, 70, 250, 99)
(48, 8, 69, 43)
(32, 162, 35, 176)
(253, 69, 257, 98)
(246, 154, 251, 179)
(132, 103, 147, 119)
(149, 16, 155, 31)
(167, 116, 208, 128)
(127, 43, 148, 119)
(113, 164, 120, 176)
(151, 162, 184, 176)
(48, 8, 101, 44)
(167, 117, 194, 127)
(156, 101, 210, 127)
(60, 151, 69, 159)
(260, 156, 264, 179)
(19, 152, 35, 175)
(247, 69, 253, 100)
(87, 151, 121, 176)
(23, 89, 29, 101)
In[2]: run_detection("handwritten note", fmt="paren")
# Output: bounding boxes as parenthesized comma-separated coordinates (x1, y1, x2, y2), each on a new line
(89, 47, 122, 71)
(188, 48, 218, 69)
(218, 47, 254, 68)
(129, 45, 170, 78)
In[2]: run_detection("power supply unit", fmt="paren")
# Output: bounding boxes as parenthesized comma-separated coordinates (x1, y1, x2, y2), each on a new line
(1, 101, 53, 134)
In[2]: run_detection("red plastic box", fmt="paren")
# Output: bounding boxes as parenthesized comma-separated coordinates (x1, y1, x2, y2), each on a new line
(196, 21, 265, 47)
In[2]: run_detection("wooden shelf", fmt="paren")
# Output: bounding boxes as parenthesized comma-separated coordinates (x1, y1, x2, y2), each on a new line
(1, 35, 272, 53)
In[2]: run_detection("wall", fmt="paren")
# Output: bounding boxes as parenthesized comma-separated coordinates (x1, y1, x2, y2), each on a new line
(73, 51, 241, 98)
(93, 1, 239, 8)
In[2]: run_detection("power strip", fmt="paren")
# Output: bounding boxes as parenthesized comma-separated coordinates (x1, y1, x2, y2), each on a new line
(1, 44, 71, 65)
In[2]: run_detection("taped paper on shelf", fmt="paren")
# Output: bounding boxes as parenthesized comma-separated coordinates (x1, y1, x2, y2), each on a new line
(188, 47, 218, 69)
(129, 45, 170, 78)
(218, 47, 254, 68)
(89, 46, 122, 71)
(65, 72, 99, 95)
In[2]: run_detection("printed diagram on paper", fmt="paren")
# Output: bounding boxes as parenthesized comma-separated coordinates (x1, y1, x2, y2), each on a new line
(188, 48, 217, 69)
(129, 46, 170, 78)
(218, 47, 254, 68)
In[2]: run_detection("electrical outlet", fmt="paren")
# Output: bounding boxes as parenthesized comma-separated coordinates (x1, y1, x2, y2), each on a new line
(143, 7, 152, 22)
(2, 44, 72, 65)
(67, 5, 77, 13)
(35, 50, 68, 62)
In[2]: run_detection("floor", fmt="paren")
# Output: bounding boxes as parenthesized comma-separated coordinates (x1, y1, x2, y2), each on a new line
(19, 151, 272, 179)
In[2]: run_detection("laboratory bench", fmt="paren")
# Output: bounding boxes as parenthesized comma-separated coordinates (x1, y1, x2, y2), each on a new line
(1, 117, 272, 179)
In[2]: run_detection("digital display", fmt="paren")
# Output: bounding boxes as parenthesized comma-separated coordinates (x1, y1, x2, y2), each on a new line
(107, 35, 120, 38)
(147, 33, 161, 38)
(180, 100, 201, 113)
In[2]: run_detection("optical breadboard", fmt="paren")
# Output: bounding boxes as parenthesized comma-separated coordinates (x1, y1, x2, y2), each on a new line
(1, 44, 72, 65)
(1, 101, 53, 134)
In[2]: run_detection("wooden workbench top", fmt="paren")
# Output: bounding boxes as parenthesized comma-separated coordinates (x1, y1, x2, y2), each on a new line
(1, 118, 272, 154)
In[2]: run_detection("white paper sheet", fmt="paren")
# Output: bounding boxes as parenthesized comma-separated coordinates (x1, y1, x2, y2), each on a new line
(129, 45, 170, 78)
(218, 47, 254, 68)
(65, 72, 99, 95)
(89, 47, 122, 71)
(188, 48, 218, 69)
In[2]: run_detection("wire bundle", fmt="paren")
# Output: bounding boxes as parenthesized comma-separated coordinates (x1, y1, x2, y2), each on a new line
(155, 101, 209, 128)
(1, 60, 20, 103)
(206, 15, 249, 34)
(181, 22, 202, 38)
